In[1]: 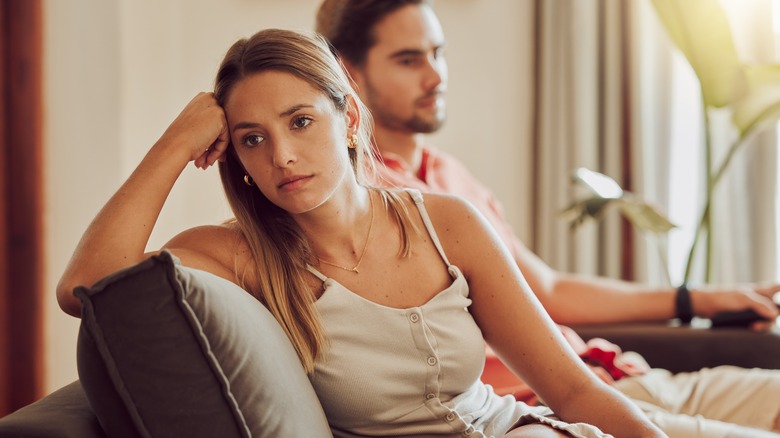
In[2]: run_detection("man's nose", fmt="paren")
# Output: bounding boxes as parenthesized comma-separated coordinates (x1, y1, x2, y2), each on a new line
(423, 55, 447, 90)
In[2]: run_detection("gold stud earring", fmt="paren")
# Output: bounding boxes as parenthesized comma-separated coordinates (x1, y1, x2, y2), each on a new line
(243, 175, 254, 186)
(347, 134, 358, 149)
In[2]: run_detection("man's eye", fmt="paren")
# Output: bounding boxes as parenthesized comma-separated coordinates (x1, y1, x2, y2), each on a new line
(243, 134, 264, 147)
(293, 116, 313, 129)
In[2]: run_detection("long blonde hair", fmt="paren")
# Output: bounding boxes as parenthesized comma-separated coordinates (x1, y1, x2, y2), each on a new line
(214, 29, 416, 372)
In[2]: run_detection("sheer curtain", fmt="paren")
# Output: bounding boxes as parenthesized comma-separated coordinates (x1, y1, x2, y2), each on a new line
(662, 0, 779, 285)
(530, 0, 653, 283)
(529, 0, 780, 287)
(710, 0, 778, 284)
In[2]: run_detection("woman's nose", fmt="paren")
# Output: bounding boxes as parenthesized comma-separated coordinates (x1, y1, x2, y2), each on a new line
(271, 139, 297, 168)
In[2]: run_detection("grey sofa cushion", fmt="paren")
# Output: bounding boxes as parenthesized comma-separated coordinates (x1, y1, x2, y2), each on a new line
(0, 381, 105, 438)
(75, 251, 332, 438)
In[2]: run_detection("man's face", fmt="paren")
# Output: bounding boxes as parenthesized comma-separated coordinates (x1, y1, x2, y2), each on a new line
(351, 4, 447, 134)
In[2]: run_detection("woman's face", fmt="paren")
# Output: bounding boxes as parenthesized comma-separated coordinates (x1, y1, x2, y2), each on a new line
(224, 70, 357, 214)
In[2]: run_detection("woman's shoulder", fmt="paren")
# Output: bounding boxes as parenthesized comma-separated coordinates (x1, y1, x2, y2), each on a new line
(160, 220, 252, 285)
(386, 188, 469, 209)
(415, 191, 482, 223)
(412, 191, 500, 260)
(377, 188, 480, 232)
(379, 188, 474, 223)
(166, 221, 247, 250)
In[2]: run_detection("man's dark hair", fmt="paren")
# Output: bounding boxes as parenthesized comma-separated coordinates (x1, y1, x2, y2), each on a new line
(316, 0, 429, 66)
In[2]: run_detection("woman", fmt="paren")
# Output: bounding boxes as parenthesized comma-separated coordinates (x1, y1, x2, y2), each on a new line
(57, 29, 665, 438)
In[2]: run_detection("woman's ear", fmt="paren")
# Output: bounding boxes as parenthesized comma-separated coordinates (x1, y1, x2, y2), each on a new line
(345, 94, 361, 134)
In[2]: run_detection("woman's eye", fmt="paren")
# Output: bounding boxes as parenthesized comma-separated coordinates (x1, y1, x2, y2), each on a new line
(292, 116, 313, 129)
(242, 134, 264, 147)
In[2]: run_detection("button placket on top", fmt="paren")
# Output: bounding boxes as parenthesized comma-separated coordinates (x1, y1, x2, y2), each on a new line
(462, 424, 479, 437)
(404, 299, 482, 436)
(405, 308, 476, 435)
(406, 309, 441, 405)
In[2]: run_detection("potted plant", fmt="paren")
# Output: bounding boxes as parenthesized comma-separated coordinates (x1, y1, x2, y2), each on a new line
(566, 0, 780, 284)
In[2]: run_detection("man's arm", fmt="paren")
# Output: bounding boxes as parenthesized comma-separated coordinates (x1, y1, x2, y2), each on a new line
(515, 242, 780, 325)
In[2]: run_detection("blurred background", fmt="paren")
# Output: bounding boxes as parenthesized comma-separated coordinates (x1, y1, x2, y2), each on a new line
(2, 0, 779, 416)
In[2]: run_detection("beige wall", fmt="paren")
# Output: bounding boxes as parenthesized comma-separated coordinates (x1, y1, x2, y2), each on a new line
(42, 0, 534, 392)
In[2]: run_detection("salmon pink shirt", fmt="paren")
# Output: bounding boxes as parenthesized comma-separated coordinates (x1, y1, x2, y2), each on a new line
(373, 147, 524, 261)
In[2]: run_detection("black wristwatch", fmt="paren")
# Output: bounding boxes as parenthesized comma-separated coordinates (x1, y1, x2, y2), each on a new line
(675, 283, 694, 324)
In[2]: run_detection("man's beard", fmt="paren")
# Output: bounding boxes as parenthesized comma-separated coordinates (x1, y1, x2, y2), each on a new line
(372, 106, 446, 134)
(405, 111, 445, 133)
(361, 81, 446, 134)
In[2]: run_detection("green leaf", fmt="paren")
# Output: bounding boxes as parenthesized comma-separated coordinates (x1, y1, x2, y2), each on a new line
(732, 64, 780, 135)
(572, 168, 624, 199)
(565, 168, 676, 234)
(561, 197, 615, 230)
(651, 0, 746, 107)
(617, 199, 677, 234)
(562, 196, 676, 234)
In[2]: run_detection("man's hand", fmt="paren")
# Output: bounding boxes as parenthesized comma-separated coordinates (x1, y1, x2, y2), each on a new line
(691, 284, 780, 330)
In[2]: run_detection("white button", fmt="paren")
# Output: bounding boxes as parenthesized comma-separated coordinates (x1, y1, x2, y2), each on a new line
(427, 356, 437, 366)
(409, 313, 420, 323)
(425, 392, 436, 400)
(445, 412, 456, 422)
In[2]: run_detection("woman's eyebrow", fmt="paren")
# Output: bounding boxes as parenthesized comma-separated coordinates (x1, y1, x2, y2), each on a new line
(279, 104, 314, 117)
(231, 104, 316, 133)
(232, 121, 260, 133)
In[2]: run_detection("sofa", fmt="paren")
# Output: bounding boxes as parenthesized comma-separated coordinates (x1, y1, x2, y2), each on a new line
(1, 251, 778, 437)
(0, 252, 332, 438)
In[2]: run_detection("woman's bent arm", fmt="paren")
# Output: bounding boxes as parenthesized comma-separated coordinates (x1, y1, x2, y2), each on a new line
(57, 93, 228, 317)
(426, 194, 666, 438)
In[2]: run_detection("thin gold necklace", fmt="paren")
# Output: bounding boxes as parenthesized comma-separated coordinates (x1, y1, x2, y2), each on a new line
(317, 191, 375, 274)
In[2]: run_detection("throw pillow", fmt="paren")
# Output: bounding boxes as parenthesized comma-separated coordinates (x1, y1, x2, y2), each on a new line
(75, 251, 331, 438)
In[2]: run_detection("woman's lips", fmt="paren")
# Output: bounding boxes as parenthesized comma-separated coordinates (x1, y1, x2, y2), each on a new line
(278, 174, 312, 190)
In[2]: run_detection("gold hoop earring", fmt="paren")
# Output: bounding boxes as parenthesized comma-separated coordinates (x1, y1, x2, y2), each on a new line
(243, 175, 254, 186)
(347, 134, 358, 149)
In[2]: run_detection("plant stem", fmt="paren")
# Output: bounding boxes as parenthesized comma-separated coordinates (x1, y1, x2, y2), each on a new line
(652, 233, 672, 286)
(683, 200, 708, 283)
(682, 116, 749, 283)
(684, 100, 715, 283)
(705, 114, 715, 282)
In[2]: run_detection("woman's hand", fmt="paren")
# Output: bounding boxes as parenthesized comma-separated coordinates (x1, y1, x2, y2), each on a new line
(57, 92, 232, 317)
(157, 92, 230, 169)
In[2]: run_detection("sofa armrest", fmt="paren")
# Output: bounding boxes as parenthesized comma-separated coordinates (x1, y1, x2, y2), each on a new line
(571, 319, 780, 373)
(0, 381, 106, 438)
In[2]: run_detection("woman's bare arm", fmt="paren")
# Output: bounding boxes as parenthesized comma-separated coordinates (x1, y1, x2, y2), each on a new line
(57, 93, 229, 317)
(426, 194, 666, 438)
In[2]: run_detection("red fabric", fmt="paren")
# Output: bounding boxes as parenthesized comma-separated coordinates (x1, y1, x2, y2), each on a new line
(483, 327, 649, 404)
(579, 337, 651, 380)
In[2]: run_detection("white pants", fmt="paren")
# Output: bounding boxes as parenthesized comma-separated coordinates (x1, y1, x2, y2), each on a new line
(615, 366, 780, 438)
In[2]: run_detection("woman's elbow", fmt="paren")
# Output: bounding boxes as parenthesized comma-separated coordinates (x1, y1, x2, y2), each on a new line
(56, 277, 83, 318)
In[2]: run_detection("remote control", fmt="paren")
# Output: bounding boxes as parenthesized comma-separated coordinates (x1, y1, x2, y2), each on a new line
(709, 309, 767, 328)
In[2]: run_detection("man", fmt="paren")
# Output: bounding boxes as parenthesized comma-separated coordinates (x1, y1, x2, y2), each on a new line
(316, 1, 780, 437)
